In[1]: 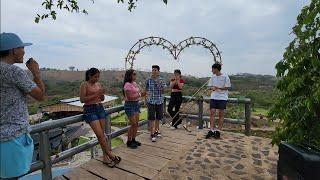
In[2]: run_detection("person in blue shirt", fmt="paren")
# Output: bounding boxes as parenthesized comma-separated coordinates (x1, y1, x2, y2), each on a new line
(145, 65, 167, 142)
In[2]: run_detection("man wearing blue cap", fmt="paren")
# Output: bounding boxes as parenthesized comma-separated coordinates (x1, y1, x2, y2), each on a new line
(0, 33, 45, 179)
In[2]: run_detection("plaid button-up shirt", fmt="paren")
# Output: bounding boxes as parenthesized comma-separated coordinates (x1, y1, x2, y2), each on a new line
(146, 76, 167, 105)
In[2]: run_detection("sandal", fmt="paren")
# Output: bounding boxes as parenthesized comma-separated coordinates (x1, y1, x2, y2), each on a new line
(103, 159, 116, 168)
(111, 155, 121, 165)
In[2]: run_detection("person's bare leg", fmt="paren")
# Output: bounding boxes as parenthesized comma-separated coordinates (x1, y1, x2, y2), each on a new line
(150, 120, 156, 135)
(99, 119, 106, 133)
(133, 113, 139, 138)
(155, 120, 160, 132)
(210, 109, 216, 130)
(218, 110, 225, 130)
(127, 115, 136, 141)
(90, 121, 115, 162)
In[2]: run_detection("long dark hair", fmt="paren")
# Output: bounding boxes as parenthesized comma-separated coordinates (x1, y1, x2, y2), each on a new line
(123, 69, 135, 96)
(85, 68, 100, 81)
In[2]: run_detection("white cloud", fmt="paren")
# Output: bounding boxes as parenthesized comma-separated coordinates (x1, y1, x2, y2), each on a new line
(1, 0, 309, 77)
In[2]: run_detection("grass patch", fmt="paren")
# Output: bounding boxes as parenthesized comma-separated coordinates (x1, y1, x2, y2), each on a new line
(111, 108, 147, 126)
(111, 137, 124, 148)
(78, 136, 123, 149)
(78, 136, 90, 145)
(252, 107, 269, 116)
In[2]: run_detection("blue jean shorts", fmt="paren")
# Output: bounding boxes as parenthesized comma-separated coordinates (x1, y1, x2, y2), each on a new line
(124, 101, 141, 117)
(0, 133, 34, 178)
(83, 104, 107, 123)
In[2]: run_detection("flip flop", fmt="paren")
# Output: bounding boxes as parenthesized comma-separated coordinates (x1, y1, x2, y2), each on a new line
(111, 156, 121, 165)
(103, 160, 116, 168)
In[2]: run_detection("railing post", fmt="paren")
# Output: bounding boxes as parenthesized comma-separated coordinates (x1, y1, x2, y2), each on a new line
(198, 97, 204, 129)
(39, 131, 52, 180)
(106, 115, 112, 148)
(244, 102, 251, 136)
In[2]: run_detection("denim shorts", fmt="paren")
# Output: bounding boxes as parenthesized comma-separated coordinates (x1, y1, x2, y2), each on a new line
(124, 101, 141, 117)
(83, 104, 107, 123)
(0, 133, 34, 178)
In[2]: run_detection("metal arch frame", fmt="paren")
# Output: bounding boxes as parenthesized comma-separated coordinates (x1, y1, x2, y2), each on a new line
(125, 36, 222, 70)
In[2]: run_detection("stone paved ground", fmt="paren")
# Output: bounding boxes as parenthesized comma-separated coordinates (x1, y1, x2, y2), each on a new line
(156, 130, 278, 180)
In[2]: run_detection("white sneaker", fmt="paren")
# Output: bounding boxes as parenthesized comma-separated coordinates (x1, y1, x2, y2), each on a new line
(151, 136, 156, 142)
(171, 126, 176, 130)
(155, 131, 162, 138)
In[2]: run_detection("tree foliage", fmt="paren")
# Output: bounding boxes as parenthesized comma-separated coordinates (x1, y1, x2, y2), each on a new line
(35, 0, 168, 23)
(269, 0, 320, 148)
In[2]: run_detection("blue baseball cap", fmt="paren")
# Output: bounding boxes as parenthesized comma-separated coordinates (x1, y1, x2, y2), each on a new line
(0, 32, 32, 51)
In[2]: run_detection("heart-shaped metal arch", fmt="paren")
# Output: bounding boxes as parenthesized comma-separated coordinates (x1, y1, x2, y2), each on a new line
(125, 36, 222, 70)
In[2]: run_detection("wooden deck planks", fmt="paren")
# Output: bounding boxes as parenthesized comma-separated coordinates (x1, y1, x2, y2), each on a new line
(80, 159, 144, 180)
(63, 167, 103, 180)
(62, 122, 198, 179)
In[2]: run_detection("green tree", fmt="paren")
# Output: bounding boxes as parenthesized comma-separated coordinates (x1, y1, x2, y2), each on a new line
(36, 0, 168, 23)
(269, 0, 320, 148)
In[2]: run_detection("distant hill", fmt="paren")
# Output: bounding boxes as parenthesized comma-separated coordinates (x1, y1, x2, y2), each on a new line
(26, 70, 277, 114)
(38, 70, 276, 90)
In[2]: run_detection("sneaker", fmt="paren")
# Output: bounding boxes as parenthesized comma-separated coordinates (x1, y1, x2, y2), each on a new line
(127, 141, 138, 149)
(132, 139, 141, 146)
(151, 134, 156, 142)
(205, 130, 215, 139)
(171, 126, 177, 130)
(214, 130, 221, 139)
(155, 131, 162, 138)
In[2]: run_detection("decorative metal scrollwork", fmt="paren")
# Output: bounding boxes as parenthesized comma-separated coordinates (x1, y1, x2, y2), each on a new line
(125, 36, 222, 69)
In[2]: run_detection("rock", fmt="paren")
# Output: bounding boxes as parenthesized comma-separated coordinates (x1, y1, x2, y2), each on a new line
(261, 150, 269, 156)
(232, 170, 247, 175)
(252, 153, 261, 159)
(224, 160, 235, 164)
(253, 159, 262, 166)
(200, 176, 211, 180)
(195, 160, 202, 164)
(234, 164, 245, 170)
(186, 156, 193, 161)
(228, 154, 241, 160)
(204, 158, 211, 163)
(193, 153, 201, 157)
(255, 167, 265, 173)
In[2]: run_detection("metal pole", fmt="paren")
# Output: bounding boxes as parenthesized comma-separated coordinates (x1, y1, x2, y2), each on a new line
(198, 98, 204, 129)
(106, 115, 112, 148)
(39, 131, 52, 180)
(245, 102, 251, 136)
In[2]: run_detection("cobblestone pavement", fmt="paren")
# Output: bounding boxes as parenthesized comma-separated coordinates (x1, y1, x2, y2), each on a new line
(156, 130, 278, 180)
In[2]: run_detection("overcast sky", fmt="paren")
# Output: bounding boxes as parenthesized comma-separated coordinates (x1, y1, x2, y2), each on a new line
(1, 0, 309, 77)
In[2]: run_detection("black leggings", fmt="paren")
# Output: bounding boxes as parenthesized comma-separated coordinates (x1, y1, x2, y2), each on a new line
(168, 92, 183, 127)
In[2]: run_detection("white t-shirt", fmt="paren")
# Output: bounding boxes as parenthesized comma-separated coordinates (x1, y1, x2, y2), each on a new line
(207, 74, 231, 100)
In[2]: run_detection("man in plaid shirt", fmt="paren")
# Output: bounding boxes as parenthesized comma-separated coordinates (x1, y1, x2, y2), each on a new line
(145, 65, 167, 142)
